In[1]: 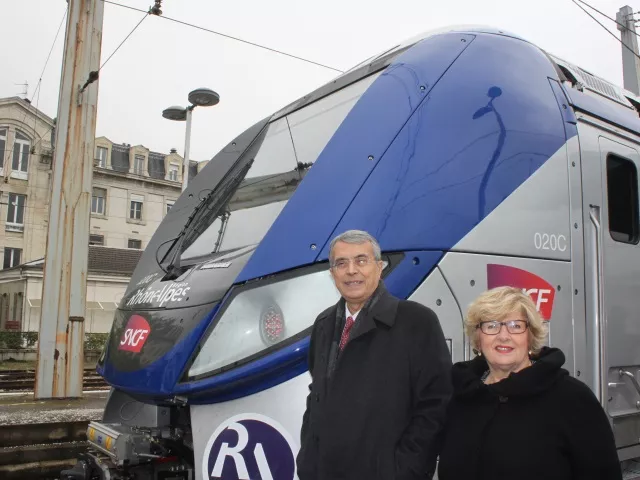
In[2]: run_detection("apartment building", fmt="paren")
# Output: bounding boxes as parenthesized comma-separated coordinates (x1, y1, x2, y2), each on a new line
(0, 97, 207, 332)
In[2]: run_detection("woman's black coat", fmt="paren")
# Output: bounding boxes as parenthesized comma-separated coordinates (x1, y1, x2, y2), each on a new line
(437, 347, 622, 480)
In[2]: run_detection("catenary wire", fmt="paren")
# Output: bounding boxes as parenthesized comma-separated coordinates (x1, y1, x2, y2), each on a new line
(572, 0, 640, 63)
(100, 0, 344, 73)
(9, 7, 68, 158)
(575, 0, 640, 38)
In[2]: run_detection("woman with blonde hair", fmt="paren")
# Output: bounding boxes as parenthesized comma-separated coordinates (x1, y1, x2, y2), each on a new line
(437, 286, 621, 480)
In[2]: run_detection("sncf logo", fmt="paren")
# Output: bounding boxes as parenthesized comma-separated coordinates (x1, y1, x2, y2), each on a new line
(487, 264, 555, 320)
(118, 314, 151, 353)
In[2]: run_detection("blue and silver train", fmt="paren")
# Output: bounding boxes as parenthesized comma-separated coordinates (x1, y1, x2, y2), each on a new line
(64, 25, 640, 479)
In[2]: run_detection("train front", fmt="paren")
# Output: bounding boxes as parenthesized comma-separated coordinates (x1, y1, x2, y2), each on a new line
(63, 26, 574, 480)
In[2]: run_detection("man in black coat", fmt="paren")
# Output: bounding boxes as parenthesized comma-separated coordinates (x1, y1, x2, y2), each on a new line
(296, 229, 453, 480)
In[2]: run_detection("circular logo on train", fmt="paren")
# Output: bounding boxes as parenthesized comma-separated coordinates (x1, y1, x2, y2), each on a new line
(202, 413, 296, 480)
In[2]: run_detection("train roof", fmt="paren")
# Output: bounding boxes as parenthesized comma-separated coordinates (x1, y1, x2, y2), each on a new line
(272, 25, 640, 138)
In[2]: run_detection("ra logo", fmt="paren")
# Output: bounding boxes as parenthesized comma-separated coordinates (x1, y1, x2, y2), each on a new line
(204, 414, 296, 480)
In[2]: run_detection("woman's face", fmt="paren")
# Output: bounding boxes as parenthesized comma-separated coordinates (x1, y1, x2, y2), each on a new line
(478, 308, 531, 374)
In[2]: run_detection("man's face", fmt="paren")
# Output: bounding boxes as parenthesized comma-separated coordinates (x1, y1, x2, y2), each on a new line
(329, 241, 383, 308)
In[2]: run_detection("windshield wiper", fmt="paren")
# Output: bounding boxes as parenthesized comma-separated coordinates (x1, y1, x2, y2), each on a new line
(155, 159, 254, 280)
(155, 195, 208, 279)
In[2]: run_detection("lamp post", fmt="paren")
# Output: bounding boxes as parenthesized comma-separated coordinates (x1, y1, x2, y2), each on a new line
(163, 87, 219, 192)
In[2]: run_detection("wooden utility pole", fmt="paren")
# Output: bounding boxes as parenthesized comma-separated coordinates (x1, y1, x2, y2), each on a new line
(35, 0, 104, 399)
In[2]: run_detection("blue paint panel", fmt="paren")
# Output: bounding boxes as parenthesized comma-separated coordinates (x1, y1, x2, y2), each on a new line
(549, 79, 577, 125)
(564, 87, 640, 135)
(384, 251, 443, 299)
(192, 362, 310, 405)
(320, 34, 569, 255)
(237, 33, 475, 282)
(175, 336, 310, 402)
(549, 79, 579, 142)
(101, 304, 219, 397)
(560, 90, 580, 140)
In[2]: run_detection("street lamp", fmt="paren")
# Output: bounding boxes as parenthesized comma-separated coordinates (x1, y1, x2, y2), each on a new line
(163, 87, 220, 192)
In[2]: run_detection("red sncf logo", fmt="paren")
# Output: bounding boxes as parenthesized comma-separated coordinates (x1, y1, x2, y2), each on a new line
(118, 314, 151, 353)
(487, 264, 555, 320)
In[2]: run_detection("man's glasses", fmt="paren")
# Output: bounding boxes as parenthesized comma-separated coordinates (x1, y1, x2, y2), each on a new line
(331, 255, 375, 271)
(477, 320, 529, 335)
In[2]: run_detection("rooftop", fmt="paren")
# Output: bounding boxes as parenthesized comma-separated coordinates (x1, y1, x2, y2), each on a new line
(7, 246, 143, 277)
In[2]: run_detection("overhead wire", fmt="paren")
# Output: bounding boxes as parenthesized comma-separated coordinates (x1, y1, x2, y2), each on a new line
(572, 0, 640, 64)
(33, 7, 68, 115)
(98, 10, 149, 72)
(8, 6, 68, 159)
(575, 0, 640, 38)
(80, 5, 151, 93)
(27, 1, 345, 162)
(32, 4, 154, 147)
(100, 0, 344, 73)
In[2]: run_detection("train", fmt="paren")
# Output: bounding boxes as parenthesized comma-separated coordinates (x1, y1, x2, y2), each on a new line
(62, 25, 640, 480)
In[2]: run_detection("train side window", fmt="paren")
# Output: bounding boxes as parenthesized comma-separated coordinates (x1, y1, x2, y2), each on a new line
(606, 154, 639, 244)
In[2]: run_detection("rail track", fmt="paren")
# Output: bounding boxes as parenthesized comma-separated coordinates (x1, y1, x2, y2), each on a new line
(0, 420, 90, 480)
(0, 369, 108, 392)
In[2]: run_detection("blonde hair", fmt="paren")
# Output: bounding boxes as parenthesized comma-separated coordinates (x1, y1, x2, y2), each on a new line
(465, 286, 548, 354)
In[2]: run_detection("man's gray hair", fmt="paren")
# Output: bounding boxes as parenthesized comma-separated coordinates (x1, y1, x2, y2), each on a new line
(329, 230, 382, 261)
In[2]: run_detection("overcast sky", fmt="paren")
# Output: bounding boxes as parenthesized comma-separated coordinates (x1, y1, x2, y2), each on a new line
(1, 0, 638, 161)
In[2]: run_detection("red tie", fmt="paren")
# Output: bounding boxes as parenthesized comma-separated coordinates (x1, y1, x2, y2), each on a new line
(339, 316, 355, 351)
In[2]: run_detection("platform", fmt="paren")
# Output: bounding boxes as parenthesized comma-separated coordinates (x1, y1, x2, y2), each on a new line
(0, 390, 108, 424)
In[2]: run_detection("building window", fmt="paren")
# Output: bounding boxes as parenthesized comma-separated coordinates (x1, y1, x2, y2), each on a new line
(95, 146, 108, 168)
(130, 194, 144, 220)
(130, 201, 143, 220)
(169, 163, 179, 181)
(12, 131, 30, 175)
(134, 155, 145, 175)
(166, 202, 174, 215)
(0, 128, 6, 171)
(89, 234, 104, 246)
(3, 247, 21, 269)
(6, 193, 26, 232)
(607, 154, 639, 244)
(128, 239, 142, 249)
(91, 187, 106, 215)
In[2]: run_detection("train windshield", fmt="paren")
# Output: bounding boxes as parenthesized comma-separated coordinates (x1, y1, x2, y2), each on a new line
(177, 72, 380, 263)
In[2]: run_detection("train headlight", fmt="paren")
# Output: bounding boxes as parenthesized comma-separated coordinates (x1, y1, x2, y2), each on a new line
(187, 266, 340, 378)
(260, 304, 285, 346)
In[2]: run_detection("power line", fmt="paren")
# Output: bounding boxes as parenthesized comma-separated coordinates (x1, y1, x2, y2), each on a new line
(572, 0, 640, 64)
(99, 11, 149, 71)
(9, 7, 68, 159)
(576, 0, 640, 38)
(100, 0, 344, 73)
(32, 6, 68, 153)
(32, 7, 69, 105)
(80, 6, 152, 93)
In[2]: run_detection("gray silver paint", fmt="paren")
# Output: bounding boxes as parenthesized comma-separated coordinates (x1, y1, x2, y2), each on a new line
(437, 252, 573, 371)
(578, 118, 640, 455)
(407, 267, 463, 360)
(102, 388, 171, 428)
(454, 142, 571, 261)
